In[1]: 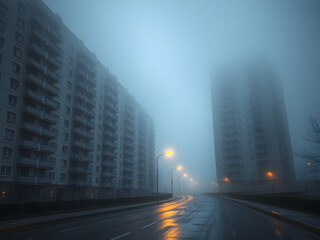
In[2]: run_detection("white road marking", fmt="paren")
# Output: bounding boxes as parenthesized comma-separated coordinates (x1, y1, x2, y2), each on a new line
(110, 232, 131, 240)
(103, 218, 115, 223)
(141, 222, 157, 229)
(232, 230, 237, 237)
(60, 226, 85, 233)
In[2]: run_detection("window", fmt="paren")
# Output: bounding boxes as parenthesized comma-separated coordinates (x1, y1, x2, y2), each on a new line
(65, 106, 70, 115)
(49, 172, 55, 179)
(96, 156, 100, 162)
(0, 20, 5, 32)
(64, 119, 69, 127)
(16, 17, 25, 29)
(14, 47, 22, 59)
(0, 166, 11, 176)
(4, 129, 14, 140)
(15, 32, 24, 43)
(96, 166, 99, 173)
(64, 132, 69, 140)
(66, 94, 71, 102)
(96, 177, 99, 184)
(12, 62, 21, 73)
(8, 94, 18, 105)
(67, 81, 72, 90)
(60, 173, 66, 182)
(0, 37, 3, 48)
(2, 147, 13, 158)
(61, 159, 67, 168)
(49, 156, 56, 164)
(97, 145, 100, 151)
(6, 111, 16, 122)
(10, 78, 20, 90)
(18, 2, 26, 14)
(62, 146, 68, 154)
(0, 2, 8, 16)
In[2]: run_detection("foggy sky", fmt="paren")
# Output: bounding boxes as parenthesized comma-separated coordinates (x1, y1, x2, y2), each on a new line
(43, 0, 320, 193)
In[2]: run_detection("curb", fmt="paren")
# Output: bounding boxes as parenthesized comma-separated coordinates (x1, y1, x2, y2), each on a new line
(222, 197, 320, 235)
(0, 196, 178, 234)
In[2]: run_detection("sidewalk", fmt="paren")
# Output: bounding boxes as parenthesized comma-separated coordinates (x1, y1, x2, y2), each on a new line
(223, 196, 320, 234)
(0, 196, 178, 233)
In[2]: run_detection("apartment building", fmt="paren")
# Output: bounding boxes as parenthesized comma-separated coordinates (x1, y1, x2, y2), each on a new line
(211, 62, 295, 193)
(0, 0, 155, 200)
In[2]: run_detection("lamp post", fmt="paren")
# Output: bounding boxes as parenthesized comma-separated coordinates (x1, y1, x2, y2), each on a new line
(156, 151, 173, 200)
(266, 171, 274, 192)
(171, 166, 182, 195)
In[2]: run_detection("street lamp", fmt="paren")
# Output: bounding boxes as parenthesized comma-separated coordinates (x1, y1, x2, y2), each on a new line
(266, 171, 275, 192)
(156, 151, 173, 200)
(224, 177, 230, 183)
(171, 165, 182, 195)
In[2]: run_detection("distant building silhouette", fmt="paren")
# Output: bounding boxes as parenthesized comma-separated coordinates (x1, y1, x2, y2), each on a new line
(0, 0, 155, 200)
(211, 62, 295, 193)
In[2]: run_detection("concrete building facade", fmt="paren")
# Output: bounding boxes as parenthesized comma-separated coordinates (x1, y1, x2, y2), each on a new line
(0, 0, 155, 200)
(211, 63, 296, 193)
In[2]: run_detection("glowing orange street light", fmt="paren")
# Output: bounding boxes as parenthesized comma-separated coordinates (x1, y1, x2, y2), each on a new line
(171, 165, 183, 195)
(266, 171, 273, 178)
(212, 182, 215, 185)
(307, 162, 311, 166)
(183, 173, 188, 178)
(224, 177, 230, 183)
(156, 150, 174, 199)
(190, 178, 193, 182)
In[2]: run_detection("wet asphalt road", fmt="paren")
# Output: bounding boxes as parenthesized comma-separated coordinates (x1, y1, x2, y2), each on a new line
(1, 194, 319, 240)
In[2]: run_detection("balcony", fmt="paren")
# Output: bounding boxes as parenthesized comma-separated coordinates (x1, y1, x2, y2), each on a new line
(123, 175, 133, 180)
(46, 69, 61, 83)
(28, 58, 46, 72)
(101, 172, 116, 178)
(44, 98, 59, 110)
(105, 94, 118, 103)
(75, 92, 96, 107)
(78, 59, 97, 77)
(16, 158, 37, 166)
(23, 106, 42, 118)
(21, 122, 41, 134)
(39, 160, 55, 169)
(72, 141, 93, 151)
(103, 141, 117, 148)
(104, 102, 118, 112)
(27, 74, 59, 96)
(69, 180, 91, 187)
(123, 166, 133, 172)
(15, 175, 36, 184)
(77, 81, 96, 96)
(71, 154, 93, 163)
(78, 69, 96, 85)
(29, 43, 46, 57)
(101, 182, 115, 188)
(24, 89, 43, 102)
(103, 121, 117, 130)
(104, 111, 117, 122)
(41, 144, 55, 153)
(102, 151, 117, 158)
(20, 140, 39, 150)
(72, 128, 94, 139)
(101, 160, 117, 168)
(69, 167, 92, 175)
(42, 128, 57, 138)
(103, 131, 117, 139)
(74, 103, 94, 117)
(30, 28, 46, 42)
(47, 55, 61, 69)
(123, 149, 134, 156)
(38, 177, 53, 184)
(47, 41, 63, 56)
(43, 112, 58, 124)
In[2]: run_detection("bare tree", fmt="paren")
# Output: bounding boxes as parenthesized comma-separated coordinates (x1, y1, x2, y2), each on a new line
(297, 115, 320, 182)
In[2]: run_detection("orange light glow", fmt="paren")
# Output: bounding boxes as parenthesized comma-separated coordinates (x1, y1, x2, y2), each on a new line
(212, 182, 215, 185)
(271, 210, 281, 215)
(183, 173, 187, 177)
(176, 166, 182, 171)
(307, 162, 311, 166)
(224, 177, 230, 182)
(190, 178, 193, 181)
(266, 171, 273, 177)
